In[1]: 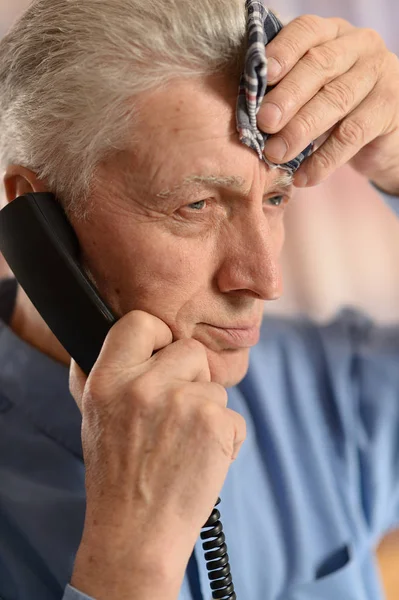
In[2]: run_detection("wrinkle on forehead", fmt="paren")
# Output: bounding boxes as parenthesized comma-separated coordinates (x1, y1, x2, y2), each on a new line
(156, 175, 244, 199)
(156, 170, 293, 199)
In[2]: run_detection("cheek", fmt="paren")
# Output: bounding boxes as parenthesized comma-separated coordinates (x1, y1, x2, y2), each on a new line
(78, 221, 213, 318)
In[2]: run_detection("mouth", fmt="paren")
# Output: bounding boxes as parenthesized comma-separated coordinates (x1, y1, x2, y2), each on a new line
(200, 322, 261, 348)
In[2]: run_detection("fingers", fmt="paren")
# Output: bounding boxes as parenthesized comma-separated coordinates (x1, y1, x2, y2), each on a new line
(294, 84, 390, 187)
(149, 338, 211, 383)
(257, 17, 392, 186)
(94, 310, 173, 374)
(263, 58, 380, 165)
(259, 28, 382, 135)
(73, 310, 213, 406)
(265, 15, 353, 85)
(183, 381, 228, 408)
(185, 389, 246, 461)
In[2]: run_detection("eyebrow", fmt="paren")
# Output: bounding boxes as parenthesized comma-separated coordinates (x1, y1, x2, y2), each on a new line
(155, 171, 293, 199)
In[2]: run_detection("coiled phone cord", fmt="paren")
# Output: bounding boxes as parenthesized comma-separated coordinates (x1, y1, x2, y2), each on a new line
(201, 497, 236, 599)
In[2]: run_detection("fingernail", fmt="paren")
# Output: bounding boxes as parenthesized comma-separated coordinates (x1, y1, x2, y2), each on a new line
(259, 102, 282, 129)
(263, 136, 287, 162)
(267, 57, 282, 81)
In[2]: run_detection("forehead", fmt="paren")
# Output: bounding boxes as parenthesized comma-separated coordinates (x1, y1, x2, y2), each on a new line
(137, 74, 237, 136)
(119, 75, 288, 197)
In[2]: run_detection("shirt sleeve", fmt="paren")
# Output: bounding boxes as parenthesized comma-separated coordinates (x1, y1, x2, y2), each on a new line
(62, 585, 95, 600)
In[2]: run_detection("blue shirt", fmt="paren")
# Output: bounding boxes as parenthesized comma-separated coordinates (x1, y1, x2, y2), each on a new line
(1, 188, 399, 600)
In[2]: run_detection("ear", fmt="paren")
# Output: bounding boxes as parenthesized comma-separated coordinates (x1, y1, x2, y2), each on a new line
(3, 165, 48, 203)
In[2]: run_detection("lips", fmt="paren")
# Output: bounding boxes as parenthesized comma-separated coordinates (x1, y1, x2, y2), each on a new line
(200, 322, 261, 348)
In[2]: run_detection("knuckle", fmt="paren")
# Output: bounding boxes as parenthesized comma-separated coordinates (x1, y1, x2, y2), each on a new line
(82, 378, 120, 428)
(333, 17, 351, 30)
(281, 78, 304, 107)
(305, 45, 337, 76)
(177, 337, 207, 358)
(322, 79, 355, 113)
(273, 37, 302, 68)
(293, 110, 317, 138)
(336, 118, 365, 147)
(170, 383, 192, 407)
(362, 27, 384, 48)
(126, 309, 154, 334)
(313, 148, 334, 172)
(84, 376, 110, 409)
(111, 310, 160, 350)
(294, 14, 323, 37)
(126, 374, 157, 411)
(198, 401, 223, 432)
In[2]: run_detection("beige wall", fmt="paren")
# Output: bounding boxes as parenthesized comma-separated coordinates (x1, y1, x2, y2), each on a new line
(265, 165, 399, 324)
(0, 0, 30, 36)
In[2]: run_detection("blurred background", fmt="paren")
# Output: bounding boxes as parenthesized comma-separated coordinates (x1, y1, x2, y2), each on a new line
(1, 0, 399, 597)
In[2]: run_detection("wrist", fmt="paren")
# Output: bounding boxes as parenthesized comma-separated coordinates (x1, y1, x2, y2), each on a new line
(71, 550, 181, 600)
(71, 526, 188, 600)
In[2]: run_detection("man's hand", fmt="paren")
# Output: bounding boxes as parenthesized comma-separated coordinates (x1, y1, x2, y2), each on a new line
(258, 15, 399, 194)
(69, 311, 246, 600)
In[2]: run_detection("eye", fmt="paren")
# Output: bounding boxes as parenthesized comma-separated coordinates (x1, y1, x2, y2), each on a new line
(187, 200, 206, 210)
(267, 195, 285, 207)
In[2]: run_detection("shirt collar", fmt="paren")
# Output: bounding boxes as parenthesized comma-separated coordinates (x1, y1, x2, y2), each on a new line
(0, 320, 83, 459)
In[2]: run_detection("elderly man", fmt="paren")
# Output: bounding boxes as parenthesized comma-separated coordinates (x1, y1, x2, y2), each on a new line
(1, 0, 399, 599)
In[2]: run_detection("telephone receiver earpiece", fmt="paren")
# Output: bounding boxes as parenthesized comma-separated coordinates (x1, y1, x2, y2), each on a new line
(0, 192, 116, 375)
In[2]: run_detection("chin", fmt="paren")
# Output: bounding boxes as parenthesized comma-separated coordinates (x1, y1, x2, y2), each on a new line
(205, 347, 251, 388)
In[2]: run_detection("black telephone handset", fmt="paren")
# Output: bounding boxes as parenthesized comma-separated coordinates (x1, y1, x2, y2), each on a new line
(0, 192, 116, 375)
(0, 192, 237, 600)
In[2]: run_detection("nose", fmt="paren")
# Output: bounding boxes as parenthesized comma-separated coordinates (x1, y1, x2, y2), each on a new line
(216, 208, 283, 301)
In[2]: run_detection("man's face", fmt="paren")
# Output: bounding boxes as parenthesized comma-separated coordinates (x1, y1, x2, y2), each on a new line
(71, 75, 292, 387)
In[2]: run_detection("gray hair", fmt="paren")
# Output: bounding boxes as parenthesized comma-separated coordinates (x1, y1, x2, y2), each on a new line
(0, 0, 248, 218)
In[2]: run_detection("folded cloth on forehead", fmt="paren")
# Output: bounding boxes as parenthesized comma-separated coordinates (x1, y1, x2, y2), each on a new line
(237, 0, 314, 173)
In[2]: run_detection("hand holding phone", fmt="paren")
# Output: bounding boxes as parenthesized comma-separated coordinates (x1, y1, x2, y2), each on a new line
(70, 309, 246, 600)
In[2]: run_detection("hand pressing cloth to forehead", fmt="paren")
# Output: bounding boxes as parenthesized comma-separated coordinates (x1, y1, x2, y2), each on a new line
(237, 0, 314, 172)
